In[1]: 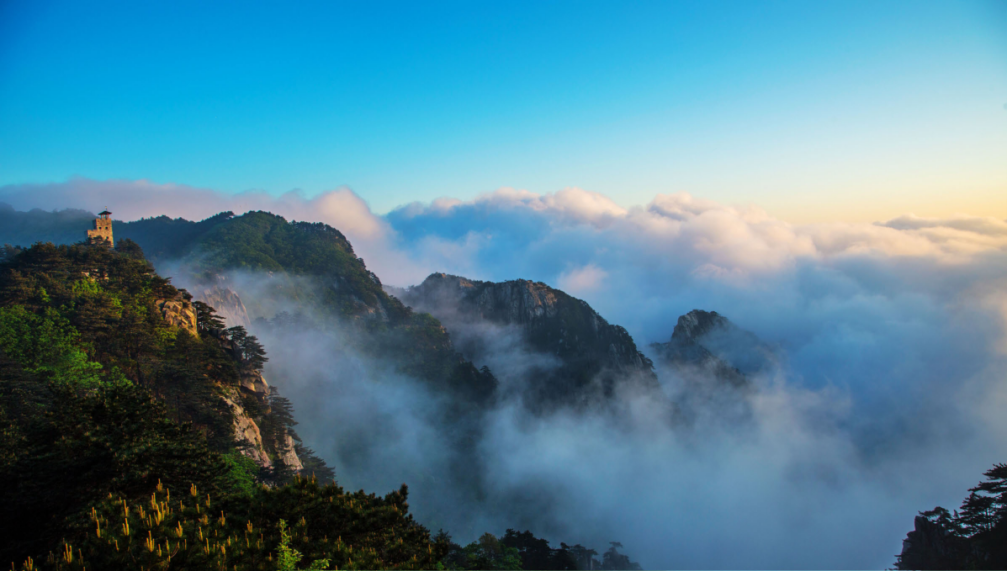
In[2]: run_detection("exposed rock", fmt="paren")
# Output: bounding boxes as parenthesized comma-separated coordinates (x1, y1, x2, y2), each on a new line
(672, 310, 732, 343)
(154, 293, 198, 337)
(278, 433, 304, 472)
(221, 388, 304, 472)
(240, 370, 270, 394)
(221, 389, 272, 469)
(188, 279, 251, 329)
(648, 310, 771, 425)
(651, 310, 749, 389)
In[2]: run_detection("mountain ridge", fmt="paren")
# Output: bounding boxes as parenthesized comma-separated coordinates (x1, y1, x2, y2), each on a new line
(395, 272, 660, 411)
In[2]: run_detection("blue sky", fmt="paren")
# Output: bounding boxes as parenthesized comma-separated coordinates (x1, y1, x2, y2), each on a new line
(1, 0, 1004, 220)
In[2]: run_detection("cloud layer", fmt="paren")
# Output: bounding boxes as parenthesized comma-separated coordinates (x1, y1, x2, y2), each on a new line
(378, 187, 1007, 567)
(4, 178, 1007, 568)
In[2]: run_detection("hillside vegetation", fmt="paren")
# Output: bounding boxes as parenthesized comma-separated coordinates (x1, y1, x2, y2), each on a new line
(896, 463, 1007, 569)
(0, 242, 447, 570)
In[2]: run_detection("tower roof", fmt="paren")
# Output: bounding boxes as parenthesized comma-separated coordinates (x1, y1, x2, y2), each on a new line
(99, 209, 112, 216)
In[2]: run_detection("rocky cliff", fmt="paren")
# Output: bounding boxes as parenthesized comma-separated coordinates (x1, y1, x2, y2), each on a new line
(189, 277, 251, 329)
(153, 285, 303, 474)
(650, 310, 750, 388)
(396, 273, 659, 409)
(155, 292, 199, 338)
(896, 515, 971, 570)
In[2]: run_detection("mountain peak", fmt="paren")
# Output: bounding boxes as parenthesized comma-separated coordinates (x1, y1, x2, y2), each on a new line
(400, 273, 658, 410)
(419, 272, 479, 290)
(671, 309, 731, 343)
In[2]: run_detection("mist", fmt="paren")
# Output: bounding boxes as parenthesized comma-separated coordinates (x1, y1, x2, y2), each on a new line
(4, 179, 1007, 567)
(173, 265, 1003, 568)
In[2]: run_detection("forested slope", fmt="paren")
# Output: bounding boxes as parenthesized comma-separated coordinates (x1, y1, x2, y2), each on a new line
(0, 242, 447, 570)
(0, 209, 647, 570)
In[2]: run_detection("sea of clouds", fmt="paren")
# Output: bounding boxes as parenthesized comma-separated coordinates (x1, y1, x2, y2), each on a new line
(2, 178, 1006, 568)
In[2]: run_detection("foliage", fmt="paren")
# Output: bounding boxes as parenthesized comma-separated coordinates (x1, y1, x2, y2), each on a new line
(276, 519, 330, 571)
(0, 375, 232, 566)
(118, 211, 237, 263)
(114, 238, 147, 261)
(600, 542, 642, 570)
(442, 533, 523, 570)
(440, 530, 640, 571)
(0, 305, 106, 387)
(23, 477, 446, 571)
(499, 529, 577, 570)
(0, 243, 333, 568)
(225, 326, 269, 372)
(896, 462, 1007, 569)
(222, 452, 261, 497)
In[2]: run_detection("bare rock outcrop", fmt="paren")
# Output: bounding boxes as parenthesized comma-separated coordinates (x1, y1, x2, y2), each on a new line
(222, 389, 272, 468)
(650, 310, 749, 389)
(189, 280, 251, 329)
(154, 293, 198, 337)
(240, 370, 270, 394)
(220, 388, 304, 472)
(279, 433, 304, 472)
(650, 309, 774, 388)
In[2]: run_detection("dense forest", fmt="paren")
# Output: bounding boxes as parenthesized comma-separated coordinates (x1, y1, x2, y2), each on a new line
(0, 216, 643, 569)
(0, 241, 448, 569)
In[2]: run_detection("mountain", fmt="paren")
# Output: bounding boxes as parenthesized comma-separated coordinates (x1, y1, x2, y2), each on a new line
(895, 463, 1007, 569)
(647, 309, 776, 424)
(0, 208, 656, 569)
(394, 272, 660, 411)
(0, 241, 455, 569)
(0, 207, 497, 403)
(0, 204, 95, 246)
(650, 309, 775, 387)
(650, 310, 749, 388)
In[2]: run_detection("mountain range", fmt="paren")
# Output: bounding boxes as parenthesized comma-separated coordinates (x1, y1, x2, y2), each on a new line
(5, 204, 992, 570)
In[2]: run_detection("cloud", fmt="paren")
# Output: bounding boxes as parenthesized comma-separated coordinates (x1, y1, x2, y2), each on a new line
(378, 186, 1007, 567)
(557, 264, 608, 294)
(5, 178, 1007, 567)
(880, 213, 1007, 236)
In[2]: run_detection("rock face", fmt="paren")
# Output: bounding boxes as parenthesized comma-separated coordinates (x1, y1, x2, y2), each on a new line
(158, 283, 303, 474)
(191, 281, 251, 329)
(240, 370, 270, 394)
(397, 273, 659, 409)
(223, 381, 304, 472)
(649, 310, 770, 423)
(651, 310, 749, 388)
(651, 309, 775, 387)
(896, 515, 969, 570)
(155, 293, 199, 337)
(279, 433, 304, 472)
(222, 389, 273, 468)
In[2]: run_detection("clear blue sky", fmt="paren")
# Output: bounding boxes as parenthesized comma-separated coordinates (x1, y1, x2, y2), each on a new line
(1, 0, 1004, 220)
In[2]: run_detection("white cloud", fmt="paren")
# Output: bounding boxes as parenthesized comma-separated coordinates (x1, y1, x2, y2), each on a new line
(5, 178, 1007, 567)
(557, 264, 608, 293)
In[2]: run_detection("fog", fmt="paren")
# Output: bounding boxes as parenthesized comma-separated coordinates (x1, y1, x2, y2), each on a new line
(4, 179, 1007, 567)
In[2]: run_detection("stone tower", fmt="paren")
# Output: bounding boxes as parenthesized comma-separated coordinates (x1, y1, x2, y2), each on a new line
(87, 209, 114, 245)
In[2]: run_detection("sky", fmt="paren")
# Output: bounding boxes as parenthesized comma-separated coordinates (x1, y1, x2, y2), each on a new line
(1, 0, 1005, 222)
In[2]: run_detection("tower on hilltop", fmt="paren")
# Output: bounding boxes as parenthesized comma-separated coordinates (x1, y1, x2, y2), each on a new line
(87, 208, 114, 245)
